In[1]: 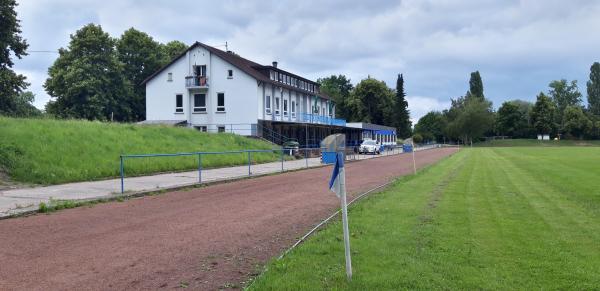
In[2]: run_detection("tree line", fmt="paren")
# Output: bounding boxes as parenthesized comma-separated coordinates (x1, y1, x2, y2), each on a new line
(0, 0, 187, 121)
(318, 74, 412, 138)
(44, 25, 187, 121)
(414, 66, 600, 143)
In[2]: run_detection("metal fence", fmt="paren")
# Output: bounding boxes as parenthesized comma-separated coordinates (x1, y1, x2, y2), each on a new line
(118, 144, 445, 194)
(119, 148, 321, 194)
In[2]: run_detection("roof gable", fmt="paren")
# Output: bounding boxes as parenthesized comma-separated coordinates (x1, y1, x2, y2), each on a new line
(141, 41, 330, 99)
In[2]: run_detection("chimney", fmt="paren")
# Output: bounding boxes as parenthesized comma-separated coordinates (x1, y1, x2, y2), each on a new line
(272, 61, 278, 68)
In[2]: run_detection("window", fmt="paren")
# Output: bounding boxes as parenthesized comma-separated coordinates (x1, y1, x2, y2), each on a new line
(167, 72, 173, 82)
(227, 69, 233, 78)
(291, 101, 296, 118)
(217, 93, 225, 112)
(218, 126, 226, 133)
(193, 93, 206, 113)
(275, 97, 280, 115)
(270, 71, 276, 80)
(265, 95, 272, 114)
(175, 94, 183, 113)
(283, 99, 288, 116)
(194, 65, 206, 76)
(195, 126, 207, 132)
(278, 73, 282, 82)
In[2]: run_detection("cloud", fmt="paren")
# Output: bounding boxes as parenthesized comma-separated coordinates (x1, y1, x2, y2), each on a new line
(406, 96, 451, 125)
(12, 0, 600, 112)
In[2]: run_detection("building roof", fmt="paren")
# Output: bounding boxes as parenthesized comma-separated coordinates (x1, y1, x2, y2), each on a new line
(141, 41, 330, 99)
(346, 122, 396, 132)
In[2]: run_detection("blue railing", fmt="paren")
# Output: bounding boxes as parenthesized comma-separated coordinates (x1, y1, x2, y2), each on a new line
(300, 113, 346, 126)
(119, 147, 322, 194)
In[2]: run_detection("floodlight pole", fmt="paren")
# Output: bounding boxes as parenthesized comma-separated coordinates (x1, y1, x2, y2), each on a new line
(338, 152, 353, 280)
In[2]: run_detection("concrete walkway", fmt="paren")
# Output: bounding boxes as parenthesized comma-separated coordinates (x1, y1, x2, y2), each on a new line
(0, 147, 426, 218)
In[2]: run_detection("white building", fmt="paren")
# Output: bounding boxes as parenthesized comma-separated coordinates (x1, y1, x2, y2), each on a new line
(142, 42, 352, 146)
(346, 122, 397, 146)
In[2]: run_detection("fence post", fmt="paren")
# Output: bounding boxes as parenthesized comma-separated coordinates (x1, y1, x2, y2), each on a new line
(120, 155, 124, 194)
(198, 153, 202, 183)
(281, 149, 284, 172)
(248, 151, 252, 176)
(305, 148, 308, 168)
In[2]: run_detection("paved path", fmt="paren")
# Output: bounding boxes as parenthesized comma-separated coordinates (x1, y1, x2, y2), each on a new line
(0, 147, 457, 290)
(0, 146, 430, 217)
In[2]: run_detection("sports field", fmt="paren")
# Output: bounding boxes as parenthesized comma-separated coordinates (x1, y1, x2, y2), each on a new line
(250, 147, 600, 290)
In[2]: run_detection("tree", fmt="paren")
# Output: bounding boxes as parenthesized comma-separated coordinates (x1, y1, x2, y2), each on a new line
(563, 105, 592, 139)
(44, 24, 132, 121)
(117, 28, 164, 121)
(587, 62, 600, 116)
(161, 40, 188, 64)
(414, 111, 446, 142)
(0, 0, 29, 116)
(349, 77, 394, 125)
(467, 71, 484, 100)
(412, 133, 423, 144)
(548, 79, 582, 127)
(496, 100, 533, 138)
(317, 75, 354, 120)
(530, 92, 556, 135)
(12, 91, 41, 117)
(447, 98, 494, 145)
(393, 74, 412, 138)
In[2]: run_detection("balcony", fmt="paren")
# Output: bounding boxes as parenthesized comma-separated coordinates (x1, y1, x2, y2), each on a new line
(185, 75, 209, 89)
(300, 113, 346, 126)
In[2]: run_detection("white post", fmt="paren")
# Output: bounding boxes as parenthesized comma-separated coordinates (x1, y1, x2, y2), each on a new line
(339, 164, 352, 280)
(411, 141, 417, 174)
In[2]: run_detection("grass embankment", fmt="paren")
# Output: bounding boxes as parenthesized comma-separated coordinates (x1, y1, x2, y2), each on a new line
(475, 138, 600, 147)
(0, 117, 280, 185)
(250, 147, 600, 290)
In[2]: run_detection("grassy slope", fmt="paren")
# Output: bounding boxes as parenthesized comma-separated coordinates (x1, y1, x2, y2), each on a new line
(475, 138, 600, 147)
(0, 117, 280, 185)
(250, 148, 600, 290)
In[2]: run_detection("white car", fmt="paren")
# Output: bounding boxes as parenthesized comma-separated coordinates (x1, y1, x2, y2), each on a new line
(359, 140, 380, 155)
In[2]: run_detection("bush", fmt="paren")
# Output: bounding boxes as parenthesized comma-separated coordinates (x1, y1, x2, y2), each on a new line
(412, 133, 423, 144)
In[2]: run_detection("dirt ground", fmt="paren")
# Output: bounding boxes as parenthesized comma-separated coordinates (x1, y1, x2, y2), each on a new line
(0, 147, 457, 290)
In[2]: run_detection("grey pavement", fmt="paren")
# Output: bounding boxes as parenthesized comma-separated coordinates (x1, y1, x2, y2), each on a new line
(0, 146, 441, 218)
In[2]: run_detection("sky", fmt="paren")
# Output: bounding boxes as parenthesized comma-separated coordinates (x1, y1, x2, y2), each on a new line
(13, 0, 600, 124)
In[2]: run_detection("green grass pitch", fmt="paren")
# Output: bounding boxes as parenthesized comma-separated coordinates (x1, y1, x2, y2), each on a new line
(250, 147, 600, 290)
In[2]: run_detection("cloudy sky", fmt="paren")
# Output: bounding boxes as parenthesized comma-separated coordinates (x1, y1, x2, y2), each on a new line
(13, 0, 600, 123)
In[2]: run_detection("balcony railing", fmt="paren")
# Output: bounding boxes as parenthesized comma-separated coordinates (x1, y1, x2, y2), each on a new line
(300, 113, 346, 126)
(185, 75, 209, 88)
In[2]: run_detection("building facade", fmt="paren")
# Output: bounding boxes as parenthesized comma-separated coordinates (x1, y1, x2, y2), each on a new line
(142, 42, 396, 147)
(142, 42, 352, 146)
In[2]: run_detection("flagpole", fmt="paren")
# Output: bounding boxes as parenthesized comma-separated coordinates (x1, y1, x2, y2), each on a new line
(338, 153, 352, 280)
